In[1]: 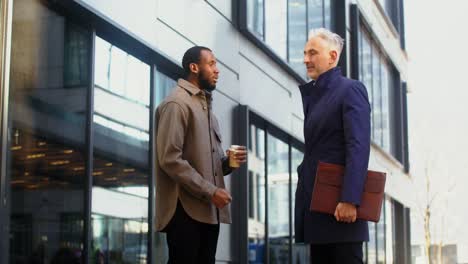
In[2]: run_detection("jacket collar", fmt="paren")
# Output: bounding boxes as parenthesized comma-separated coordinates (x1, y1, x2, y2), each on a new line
(177, 78, 204, 96)
(177, 78, 213, 107)
(298, 67, 342, 96)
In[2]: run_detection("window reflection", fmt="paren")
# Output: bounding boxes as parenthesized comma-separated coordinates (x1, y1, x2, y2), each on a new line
(267, 133, 289, 263)
(94, 37, 150, 142)
(308, 0, 323, 30)
(381, 62, 391, 153)
(92, 36, 150, 264)
(385, 197, 394, 263)
(288, 0, 307, 77)
(360, 29, 374, 140)
(8, 0, 89, 262)
(372, 49, 383, 146)
(377, 203, 386, 263)
(324, 0, 332, 29)
(265, 0, 287, 60)
(247, 0, 264, 39)
(290, 147, 303, 240)
(368, 223, 377, 264)
(359, 26, 394, 153)
(245, 0, 331, 79)
(248, 117, 308, 263)
(155, 71, 176, 106)
(248, 124, 266, 263)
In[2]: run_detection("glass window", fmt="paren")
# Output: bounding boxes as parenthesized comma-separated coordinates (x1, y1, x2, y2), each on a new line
(323, 0, 332, 29)
(368, 223, 377, 264)
(308, 0, 324, 30)
(290, 147, 303, 240)
(360, 29, 374, 139)
(288, 0, 307, 76)
(91, 36, 150, 264)
(363, 243, 368, 263)
(385, 198, 394, 263)
(378, 0, 399, 31)
(359, 26, 397, 156)
(291, 147, 308, 263)
(248, 115, 307, 263)
(244, 0, 331, 79)
(247, 0, 264, 39)
(267, 133, 290, 263)
(248, 124, 266, 263)
(7, 0, 90, 262)
(372, 46, 383, 146)
(265, 0, 287, 60)
(377, 203, 386, 263)
(155, 71, 176, 106)
(381, 62, 391, 153)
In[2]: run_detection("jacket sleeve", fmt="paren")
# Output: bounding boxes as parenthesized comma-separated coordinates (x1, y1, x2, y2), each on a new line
(221, 156, 233, 176)
(156, 102, 218, 202)
(340, 81, 371, 206)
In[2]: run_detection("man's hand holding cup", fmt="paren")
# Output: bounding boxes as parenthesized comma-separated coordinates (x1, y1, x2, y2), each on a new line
(226, 145, 247, 169)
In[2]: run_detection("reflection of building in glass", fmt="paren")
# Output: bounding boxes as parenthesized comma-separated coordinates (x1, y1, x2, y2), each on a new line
(1, 0, 411, 263)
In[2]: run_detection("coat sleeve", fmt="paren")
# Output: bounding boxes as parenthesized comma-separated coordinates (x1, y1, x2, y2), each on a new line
(340, 81, 371, 206)
(156, 102, 218, 202)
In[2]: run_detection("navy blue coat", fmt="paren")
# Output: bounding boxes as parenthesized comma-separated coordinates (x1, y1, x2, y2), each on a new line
(295, 67, 371, 244)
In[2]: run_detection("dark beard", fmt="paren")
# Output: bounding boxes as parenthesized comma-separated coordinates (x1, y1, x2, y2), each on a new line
(199, 74, 216, 92)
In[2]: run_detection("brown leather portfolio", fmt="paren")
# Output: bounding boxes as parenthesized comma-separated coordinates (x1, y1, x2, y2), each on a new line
(309, 161, 386, 222)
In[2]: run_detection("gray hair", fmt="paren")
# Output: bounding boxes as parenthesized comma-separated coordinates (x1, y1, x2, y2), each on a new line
(308, 28, 344, 54)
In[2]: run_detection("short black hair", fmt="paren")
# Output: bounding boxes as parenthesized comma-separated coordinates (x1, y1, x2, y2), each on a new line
(182, 46, 212, 75)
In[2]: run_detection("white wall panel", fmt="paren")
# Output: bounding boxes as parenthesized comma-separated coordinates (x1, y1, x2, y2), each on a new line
(157, 0, 239, 75)
(80, 0, 158, 46)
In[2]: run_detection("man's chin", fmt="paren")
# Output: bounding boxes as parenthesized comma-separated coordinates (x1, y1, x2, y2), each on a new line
(307, 73, 317, 80)
(204, 84, 216, 92)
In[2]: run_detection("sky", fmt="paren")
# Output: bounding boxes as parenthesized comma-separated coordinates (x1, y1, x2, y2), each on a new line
(405, 0, 468, 254)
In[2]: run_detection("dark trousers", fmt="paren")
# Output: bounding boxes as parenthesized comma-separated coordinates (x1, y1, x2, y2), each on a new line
(310, 242, 363, 264)
(165, 201, 220, 264)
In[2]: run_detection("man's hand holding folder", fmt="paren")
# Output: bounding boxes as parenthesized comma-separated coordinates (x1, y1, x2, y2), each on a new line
(310, 161, 386, 223)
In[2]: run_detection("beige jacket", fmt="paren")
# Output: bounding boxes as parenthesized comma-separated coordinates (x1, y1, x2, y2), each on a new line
(155, 78, 232, 231)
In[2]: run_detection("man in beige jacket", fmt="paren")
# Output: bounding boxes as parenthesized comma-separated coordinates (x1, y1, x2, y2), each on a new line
(155, 46, 247, 263)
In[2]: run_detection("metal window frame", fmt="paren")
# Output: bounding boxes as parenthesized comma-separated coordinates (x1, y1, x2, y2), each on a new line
(0, 0, 13, 263)
(246, 108, 304, 264)
(352, 4, 409, 167)
(235, 0, 345, 84)
(237, 0, 306, 83)
(83, 29, 96, 264)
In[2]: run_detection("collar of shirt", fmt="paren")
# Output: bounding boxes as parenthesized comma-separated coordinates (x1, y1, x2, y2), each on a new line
(298, 67, 342, 96)
(177, 78, 213, 108)
(177, 78, 203, 96)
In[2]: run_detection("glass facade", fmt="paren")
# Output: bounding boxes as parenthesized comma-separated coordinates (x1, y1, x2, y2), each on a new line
(3, 1, 177, 263)
(7, 1, 89, 263)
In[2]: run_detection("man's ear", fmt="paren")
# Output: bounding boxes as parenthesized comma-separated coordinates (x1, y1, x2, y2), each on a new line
(189, 63, 199, 74)
(329, 50, 338, 65)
